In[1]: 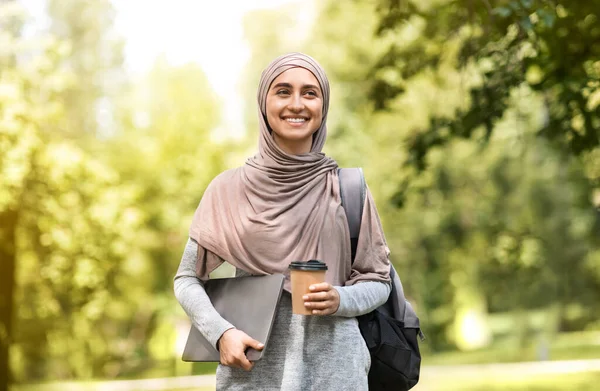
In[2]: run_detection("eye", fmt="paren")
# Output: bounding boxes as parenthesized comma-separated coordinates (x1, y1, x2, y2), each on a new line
(305, 90, 318, 97)
(276, 89, 290, 95)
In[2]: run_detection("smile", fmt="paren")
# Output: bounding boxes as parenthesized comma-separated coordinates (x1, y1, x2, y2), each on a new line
(284, 118, 307, 123)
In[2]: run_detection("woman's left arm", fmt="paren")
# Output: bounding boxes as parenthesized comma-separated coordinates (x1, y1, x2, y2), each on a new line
(333, 281, 391, 317)
(303, 280, 391, 317)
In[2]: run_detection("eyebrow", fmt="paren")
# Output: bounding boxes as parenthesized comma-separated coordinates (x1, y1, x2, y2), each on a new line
(271, 82, 321, 91)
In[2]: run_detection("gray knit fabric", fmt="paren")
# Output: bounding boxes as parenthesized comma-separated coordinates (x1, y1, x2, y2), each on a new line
(174, 238, 391, 390)
(174, 238, 236, 349)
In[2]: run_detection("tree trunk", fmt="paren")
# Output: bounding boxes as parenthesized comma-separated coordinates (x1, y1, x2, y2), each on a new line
(0, 209, 18, 391)
(1, 1, 24, 387)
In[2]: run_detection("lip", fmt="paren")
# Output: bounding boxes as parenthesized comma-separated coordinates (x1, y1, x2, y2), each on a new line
(282, 116, 309, 127)
(282, 116, 309, 120)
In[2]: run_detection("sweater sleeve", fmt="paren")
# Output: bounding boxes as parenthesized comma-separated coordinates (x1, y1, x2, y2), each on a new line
(333, 280, 391, 317)
(173, 238, 235, 349)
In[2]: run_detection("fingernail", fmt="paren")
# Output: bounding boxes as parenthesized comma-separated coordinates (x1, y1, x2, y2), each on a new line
(258, 343, 264, 348)
(312, 310, 318, 314)
(309, 285, 315, 290)
(302, 295, 308, 300)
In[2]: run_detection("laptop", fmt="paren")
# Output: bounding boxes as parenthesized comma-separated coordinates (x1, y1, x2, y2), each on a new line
(181, 273, 285, 362)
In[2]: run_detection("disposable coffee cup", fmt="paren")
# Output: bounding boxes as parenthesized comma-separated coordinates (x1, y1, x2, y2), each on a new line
(289, 260, 328, 315)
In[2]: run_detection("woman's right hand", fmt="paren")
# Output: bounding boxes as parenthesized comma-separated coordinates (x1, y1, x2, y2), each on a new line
(217, 328, 264, 371)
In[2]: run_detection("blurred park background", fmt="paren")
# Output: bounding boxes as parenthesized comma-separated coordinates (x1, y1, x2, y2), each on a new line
(1, 0, 600, 390)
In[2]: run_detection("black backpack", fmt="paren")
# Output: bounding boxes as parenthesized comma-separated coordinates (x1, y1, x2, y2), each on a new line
(338, 168, 424, 391)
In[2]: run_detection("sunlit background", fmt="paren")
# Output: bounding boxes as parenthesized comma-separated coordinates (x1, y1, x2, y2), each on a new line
(1, 0, 600, 390)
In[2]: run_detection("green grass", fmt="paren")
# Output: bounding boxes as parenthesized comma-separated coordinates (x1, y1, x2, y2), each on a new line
(424, 344, 600, 365)
(424, 331, 600, 365)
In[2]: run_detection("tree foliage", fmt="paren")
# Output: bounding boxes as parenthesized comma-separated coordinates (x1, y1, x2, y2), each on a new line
(2, 1, 228, 384)
(370, 0, 600, 174)
(0, 2, 146, 381)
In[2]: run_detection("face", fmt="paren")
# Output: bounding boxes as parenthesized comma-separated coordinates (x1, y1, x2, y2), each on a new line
(265, 67, 323, 154)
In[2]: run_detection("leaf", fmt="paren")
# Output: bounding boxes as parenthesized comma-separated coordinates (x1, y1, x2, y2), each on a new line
(520, 0, 533, 9)
(520, 16, 534, 31)
(538, 9, 556, 28)
(492, 7, 513, 18)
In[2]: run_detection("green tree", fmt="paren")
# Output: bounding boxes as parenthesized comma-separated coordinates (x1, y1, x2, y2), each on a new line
(2, 3, 226, 384)
(1, 2, 43, 388)
(0, 0, 145, 383)
(0, 6, 148, 381)
(13, 145, 145, 380)
(108, 58, 227, 293)
(10, 61, 227, 383)
(395, 133, 598, 348)
(103, 59, 229, 372)
(369, 0, 600, 172)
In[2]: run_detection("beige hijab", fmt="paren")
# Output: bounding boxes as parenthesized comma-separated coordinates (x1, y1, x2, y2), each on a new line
(190, 53, 390, 291)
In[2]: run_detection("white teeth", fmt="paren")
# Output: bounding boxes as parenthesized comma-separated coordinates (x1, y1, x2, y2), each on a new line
(286, 118, 306, 123)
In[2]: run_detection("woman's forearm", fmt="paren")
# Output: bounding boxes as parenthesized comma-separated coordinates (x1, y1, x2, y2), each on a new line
(334, 280, 391, 317)
(174, 238, 234, 349)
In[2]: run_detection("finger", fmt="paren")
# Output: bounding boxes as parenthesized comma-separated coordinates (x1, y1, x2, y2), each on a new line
(237, 355, 255, 371)
(243, 336, 265, 351)
(308, 282, 332, 292)
(303, 291, 330, 302)
(305, 300, 335, 310)
(311, 307, 334, 316)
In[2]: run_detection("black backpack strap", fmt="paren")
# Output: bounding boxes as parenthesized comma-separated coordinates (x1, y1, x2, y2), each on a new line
(337, 168, 366, 264)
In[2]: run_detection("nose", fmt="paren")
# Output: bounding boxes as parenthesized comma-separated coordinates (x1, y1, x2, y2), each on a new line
(287, 93, 304, 112)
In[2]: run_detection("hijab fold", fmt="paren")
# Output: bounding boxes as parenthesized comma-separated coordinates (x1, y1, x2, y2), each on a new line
(189, 53, 390, 291)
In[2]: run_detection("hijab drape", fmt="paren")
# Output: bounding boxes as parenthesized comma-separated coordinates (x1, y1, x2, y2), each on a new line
(189, 53, 390, 291)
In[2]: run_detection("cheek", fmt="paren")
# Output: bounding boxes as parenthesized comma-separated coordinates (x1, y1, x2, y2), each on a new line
(266, 101, 284, 120)
(265, 101, 279, 129)
(311, 105, 323, 129)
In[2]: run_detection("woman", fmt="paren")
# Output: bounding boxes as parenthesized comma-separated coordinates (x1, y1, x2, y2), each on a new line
(174, 52, 391, 390)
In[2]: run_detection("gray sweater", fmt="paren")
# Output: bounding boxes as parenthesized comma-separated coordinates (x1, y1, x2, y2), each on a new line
(174, 238, 391, 390)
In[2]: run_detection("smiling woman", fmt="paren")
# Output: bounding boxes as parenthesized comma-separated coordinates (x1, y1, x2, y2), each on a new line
(266, 67, 323, 154)
(174, 52, 392, 390)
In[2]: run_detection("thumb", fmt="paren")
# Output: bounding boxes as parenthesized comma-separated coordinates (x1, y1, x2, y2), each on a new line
(244, 336, 265, 351)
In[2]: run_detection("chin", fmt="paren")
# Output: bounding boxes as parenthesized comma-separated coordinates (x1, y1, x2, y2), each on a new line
(280, 130, 317, 142)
